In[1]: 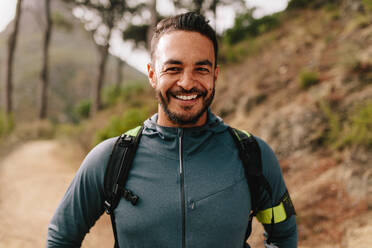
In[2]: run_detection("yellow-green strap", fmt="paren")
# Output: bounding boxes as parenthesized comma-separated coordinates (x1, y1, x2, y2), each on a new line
(256, 202, 287, 224)
(233, 128, 252, 141)
(125, 126, 142, 137)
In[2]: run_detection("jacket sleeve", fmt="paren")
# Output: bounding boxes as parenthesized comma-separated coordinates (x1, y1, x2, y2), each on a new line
(255, 137, 298, 248)
(46, 138, 116, 247)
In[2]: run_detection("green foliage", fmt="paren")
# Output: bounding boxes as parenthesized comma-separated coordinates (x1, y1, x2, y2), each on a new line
(319, 100, 342, 148)
(0, 113, 6, 137)
(343, 101, 372, 147)
(102, 82, 146, 107)
(299, 69, 320, 89)
(52, 11, 73, 31)
(319, 100, 372, 149)
(121, 82, 146, 100)
(0, 112, 15, 138)
(224, 11, 280, 45)
(74, 99, 91, 120)
(287, 0, 312, 9)
(103, 85, 122, 106)
(123, 24, 148, 48)
(286, 0, 341, 10)
(362, 0, 372, 12)
(94, 107, 149, 145)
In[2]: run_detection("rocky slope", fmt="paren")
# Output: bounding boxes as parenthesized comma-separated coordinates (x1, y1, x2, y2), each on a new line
(213, 4, 371, 247)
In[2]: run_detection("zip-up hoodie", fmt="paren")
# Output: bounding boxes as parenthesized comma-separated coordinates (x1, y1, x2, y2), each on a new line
(47, 111, 297, 247)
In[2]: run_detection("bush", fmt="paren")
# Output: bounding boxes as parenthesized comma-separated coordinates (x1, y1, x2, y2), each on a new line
(121, 82, 146, 100)
(363, 0, 372, 12)
(74, 99, 91, 120)
(319, 100, 342, 148)
(319, 100, 372, 149)
(299, 69, 320, 89)
(0, 113, 5, 137)
(0, 112, 15, 137)
(287, 0, 312, 9)
(52, 11, 73, 32)
(102, 82, 146, 107)
(344, 101, 372, 147)
(224, 11, 280, 45)
(94, 107, 149, 145)
(287, 0, 341, 10)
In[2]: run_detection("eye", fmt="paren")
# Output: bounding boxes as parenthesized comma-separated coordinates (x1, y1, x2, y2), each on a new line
(165, 67, 181, 73)
(196, 67, 210, 73)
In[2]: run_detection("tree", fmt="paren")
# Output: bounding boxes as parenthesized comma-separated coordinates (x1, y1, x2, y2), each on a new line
(40, 0, 53, 119)
(147, 0, 157, 49)
(63, 0, 139, 115)
(5, 0, 23, 122)
(173, 0, 246, 31)
(116, 57, 124, 91)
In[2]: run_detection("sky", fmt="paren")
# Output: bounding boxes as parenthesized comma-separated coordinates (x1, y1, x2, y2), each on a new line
(0, 0, 288, 73)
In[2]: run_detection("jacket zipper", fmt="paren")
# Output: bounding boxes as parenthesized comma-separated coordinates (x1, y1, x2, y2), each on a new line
(179, 129, 185, 248)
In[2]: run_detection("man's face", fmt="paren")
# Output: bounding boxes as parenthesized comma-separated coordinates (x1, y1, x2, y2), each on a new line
(147, 31, 219, 127)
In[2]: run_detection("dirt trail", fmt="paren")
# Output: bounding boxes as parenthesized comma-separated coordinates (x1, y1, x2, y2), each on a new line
(1, 140, 371, 248)
(0, 140, 114, 248)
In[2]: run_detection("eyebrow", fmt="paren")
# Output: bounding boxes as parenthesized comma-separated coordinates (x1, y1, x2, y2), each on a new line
(195, 60, 212, 67)
(163, 59, 183, 65)
(163, 59, 213, 67)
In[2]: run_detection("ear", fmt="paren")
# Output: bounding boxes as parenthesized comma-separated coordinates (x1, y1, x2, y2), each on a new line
(213, 65, 219, 85)
(147, 63, 156, 88)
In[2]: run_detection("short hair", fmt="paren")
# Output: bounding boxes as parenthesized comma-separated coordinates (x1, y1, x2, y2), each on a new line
(150, 12, 218, 67)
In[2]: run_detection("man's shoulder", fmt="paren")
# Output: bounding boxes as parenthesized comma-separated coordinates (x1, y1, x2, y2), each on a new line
(78, 137, 118, 174)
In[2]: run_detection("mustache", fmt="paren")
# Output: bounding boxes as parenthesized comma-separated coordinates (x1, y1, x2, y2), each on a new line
(167, 87, 207, 98)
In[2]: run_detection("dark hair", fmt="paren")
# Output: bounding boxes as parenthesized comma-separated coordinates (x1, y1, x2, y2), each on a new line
(150, 12, 218, 67)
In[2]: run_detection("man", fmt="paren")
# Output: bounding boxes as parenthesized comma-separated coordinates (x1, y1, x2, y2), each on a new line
(47, 12, 297, 247)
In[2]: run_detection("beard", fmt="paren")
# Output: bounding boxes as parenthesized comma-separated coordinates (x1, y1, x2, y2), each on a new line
(156, 85, 215, 125)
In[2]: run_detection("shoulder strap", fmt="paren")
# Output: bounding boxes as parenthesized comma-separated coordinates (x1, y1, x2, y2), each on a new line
(228, 127, 273, 211)
(229, 127, 296, 246)
(228, 127, 273, 245)
(104, 125, 144, 214)
(104, 126, 144, 248)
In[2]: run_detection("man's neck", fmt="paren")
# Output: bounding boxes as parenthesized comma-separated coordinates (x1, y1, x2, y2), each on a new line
(157, 108, 207, 128)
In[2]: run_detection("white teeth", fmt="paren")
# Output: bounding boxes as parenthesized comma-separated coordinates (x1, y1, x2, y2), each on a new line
(176, 95, 198, 100)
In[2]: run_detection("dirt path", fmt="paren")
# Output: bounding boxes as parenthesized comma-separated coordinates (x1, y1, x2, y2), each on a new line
(0, 140, 114, 248)
(1, 140, 371, 248)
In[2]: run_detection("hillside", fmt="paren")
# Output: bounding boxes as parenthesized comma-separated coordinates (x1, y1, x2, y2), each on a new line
(0, 0, 147, 122)
(0, 1, 371, 247)
(213, 3, 371, 247)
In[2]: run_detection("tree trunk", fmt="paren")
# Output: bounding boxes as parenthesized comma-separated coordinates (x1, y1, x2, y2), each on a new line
(5, 0, 23, 118)
(116, 57, 124, 91)
(211, 0, 218, 31)
(147, 0, 157, 50)
(40, 0, 53, 119)
(91, 42, 110, 115)
(194, 0, 204, 13)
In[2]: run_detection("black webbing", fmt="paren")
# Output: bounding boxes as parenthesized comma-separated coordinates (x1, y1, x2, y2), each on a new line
(105, 126, 144, 248)
(228, 127, 274, 246)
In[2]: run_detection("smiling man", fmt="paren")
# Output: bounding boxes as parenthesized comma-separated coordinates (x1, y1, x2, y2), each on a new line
(47, 12, 297, 248)
(148, 26, 218, 127)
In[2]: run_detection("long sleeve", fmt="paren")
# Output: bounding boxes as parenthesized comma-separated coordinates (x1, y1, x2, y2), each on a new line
(46, 138, 116, 247)
(256, 137, 298, 247)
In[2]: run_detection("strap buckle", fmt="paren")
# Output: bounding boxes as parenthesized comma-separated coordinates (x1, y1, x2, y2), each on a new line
(123, 189, 139, 206)
(104, 200, 113, 214)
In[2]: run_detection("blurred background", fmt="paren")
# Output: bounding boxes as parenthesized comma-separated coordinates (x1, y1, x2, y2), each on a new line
(0, 0, 371, 247)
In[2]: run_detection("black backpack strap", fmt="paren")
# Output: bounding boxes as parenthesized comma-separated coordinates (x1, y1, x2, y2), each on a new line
(228, 127, 273, 246)
(104, 125, 144, 248)
(229, 127, 296, 247)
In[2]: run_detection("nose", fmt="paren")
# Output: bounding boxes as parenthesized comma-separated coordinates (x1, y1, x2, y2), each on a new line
(177, 69, 197, 90)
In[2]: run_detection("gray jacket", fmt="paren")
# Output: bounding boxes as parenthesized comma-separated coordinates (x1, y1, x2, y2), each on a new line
(47, 111, 297, 247)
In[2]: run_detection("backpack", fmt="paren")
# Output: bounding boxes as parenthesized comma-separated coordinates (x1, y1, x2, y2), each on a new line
(103, 126, 295, 248)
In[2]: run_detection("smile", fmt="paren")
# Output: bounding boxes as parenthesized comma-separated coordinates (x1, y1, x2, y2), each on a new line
(175, 94, 198, 100)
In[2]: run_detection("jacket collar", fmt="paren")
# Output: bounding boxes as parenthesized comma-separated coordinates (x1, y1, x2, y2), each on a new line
(143, 109, 228, 139)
